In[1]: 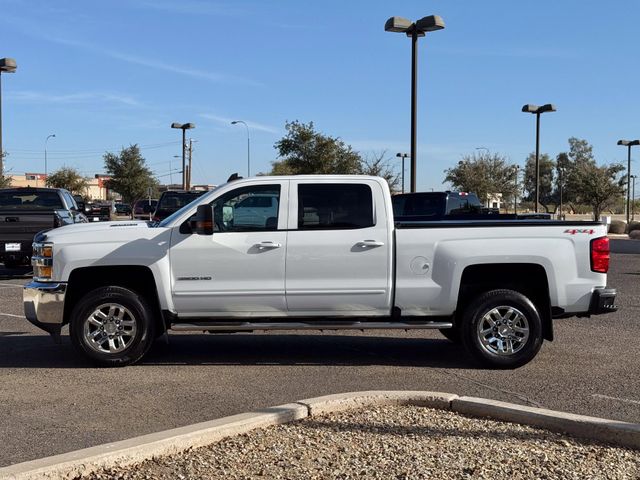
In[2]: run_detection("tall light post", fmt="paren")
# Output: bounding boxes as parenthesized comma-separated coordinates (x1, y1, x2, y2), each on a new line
(0, 58, 17, 178)
(513, 165, 519, 214)
(631, 174, 637, 221)
(171, 122, 195, 190)
(617, 139, 640, 225)
(522, 103, 556, 212)
(395, 152, 409, 193)
(385, 15, 445, 193)
(231, 120, 250, 176)
(559, 167, 565, 220)
(44, 134, 55, 178)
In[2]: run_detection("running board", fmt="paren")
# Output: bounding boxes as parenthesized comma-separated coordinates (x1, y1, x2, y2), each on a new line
(170, 321, 453, 332)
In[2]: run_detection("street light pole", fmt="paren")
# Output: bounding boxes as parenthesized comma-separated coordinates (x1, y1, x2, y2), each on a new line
(231, 120, 250, 176)
(559, 167, 564, 220)
(171, 122, 195, 190)
(513, 165, 519, 214)
(631, 174, 637, 222)
(522, 104, 556, 213)
(385, 15, 445, 193)
(395, 152, 409, 193)
(44, 134, 55, 179)
(0, 58, 17, 178)
(617, 140, 640, 225)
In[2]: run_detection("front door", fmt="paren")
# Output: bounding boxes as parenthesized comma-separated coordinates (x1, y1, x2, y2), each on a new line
(170, 182, 288, 317)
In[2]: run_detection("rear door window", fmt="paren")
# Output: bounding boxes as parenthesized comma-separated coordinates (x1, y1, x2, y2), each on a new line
(297, 184, 374, 230)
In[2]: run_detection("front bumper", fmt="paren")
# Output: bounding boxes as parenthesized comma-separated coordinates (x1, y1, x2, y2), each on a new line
(588, 287, 617, 315)
(23, 281, 67, 334)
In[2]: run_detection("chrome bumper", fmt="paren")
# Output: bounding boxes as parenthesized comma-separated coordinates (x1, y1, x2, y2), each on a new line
(23, 281, 67, 333)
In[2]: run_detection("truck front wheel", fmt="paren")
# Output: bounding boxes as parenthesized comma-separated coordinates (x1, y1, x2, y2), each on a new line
(461, 289, 543, 369)
(69, 286, 155, 367)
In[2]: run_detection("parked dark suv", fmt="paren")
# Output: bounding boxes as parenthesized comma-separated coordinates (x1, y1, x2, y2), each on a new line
(0, 187, 87, 267)
(153, 190, 207, 221)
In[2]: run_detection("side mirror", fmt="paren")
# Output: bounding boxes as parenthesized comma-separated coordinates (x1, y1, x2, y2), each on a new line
(195, 204, 214, 235)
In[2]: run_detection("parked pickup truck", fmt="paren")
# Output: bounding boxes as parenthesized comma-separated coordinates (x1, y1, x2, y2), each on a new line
(0, 187, 87, 268)
(392, 191, 552, 220)
(23, 176, 617, 368)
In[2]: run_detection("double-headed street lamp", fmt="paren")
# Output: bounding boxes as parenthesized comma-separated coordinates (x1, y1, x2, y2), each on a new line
(395, 152, 409, 193)
(522, 103, 556, 213)
(231, 120, 251, 177)
(617, 139, 640, 225)
(385, 15, 445, 193)
(0, 58, 17, 177)
(171, 122, 195, 190)
(44, 134, 55, 178)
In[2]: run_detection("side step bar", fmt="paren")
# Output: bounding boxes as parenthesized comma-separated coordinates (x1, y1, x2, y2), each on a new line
(170, 321, 453, 332)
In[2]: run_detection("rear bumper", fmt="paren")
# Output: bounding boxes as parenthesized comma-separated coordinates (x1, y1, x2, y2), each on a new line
(23, 281, 67, 334)
(588, 287, 617, 315)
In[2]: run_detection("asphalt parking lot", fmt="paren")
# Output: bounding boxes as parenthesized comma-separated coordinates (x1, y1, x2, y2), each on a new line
(0, 253, 638, 467)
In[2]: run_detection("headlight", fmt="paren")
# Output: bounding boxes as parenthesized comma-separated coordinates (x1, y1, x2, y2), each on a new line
(32, 242, 54, 281)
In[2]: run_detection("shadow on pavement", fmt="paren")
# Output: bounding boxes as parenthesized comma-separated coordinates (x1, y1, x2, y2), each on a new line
(0, 264, 32, 280)
(0, 333, 478, 369)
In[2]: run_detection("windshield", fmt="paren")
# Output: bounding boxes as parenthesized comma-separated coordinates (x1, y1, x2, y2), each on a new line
(158, 191, 204, 210)
(0, 190, 64, 210)
(392, 193, 445, 217)
(156, 187, 221, 228)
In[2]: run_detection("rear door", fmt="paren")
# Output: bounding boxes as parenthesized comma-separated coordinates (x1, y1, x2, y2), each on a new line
(285, 179, 392, 316)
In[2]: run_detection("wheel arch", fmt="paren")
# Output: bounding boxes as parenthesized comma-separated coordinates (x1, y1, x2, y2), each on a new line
(455, 263, 553, 341)
(64, 265, 165, 335)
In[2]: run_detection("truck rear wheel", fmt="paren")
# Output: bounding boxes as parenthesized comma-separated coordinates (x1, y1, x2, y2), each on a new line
(69, 286, 155, 367)
(461, 289, 543, 369)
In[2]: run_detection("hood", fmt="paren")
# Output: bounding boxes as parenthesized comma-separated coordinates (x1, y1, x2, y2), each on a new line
(41, 220, 160, 244)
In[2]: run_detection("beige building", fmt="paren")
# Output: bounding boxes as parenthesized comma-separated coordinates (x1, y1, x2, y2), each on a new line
(7, 173, 111, 201)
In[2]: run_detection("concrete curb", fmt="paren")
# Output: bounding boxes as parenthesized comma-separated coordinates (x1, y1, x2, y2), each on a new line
(0, 403, 308, 480)
(2, 391, 638, 479)
(453, 396, 640, 451)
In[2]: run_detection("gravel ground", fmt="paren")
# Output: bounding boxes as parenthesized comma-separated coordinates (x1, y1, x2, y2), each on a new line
(86, 406, 640, 480)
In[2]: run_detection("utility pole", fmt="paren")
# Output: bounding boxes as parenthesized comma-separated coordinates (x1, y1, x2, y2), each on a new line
(187, 139, 194, 190)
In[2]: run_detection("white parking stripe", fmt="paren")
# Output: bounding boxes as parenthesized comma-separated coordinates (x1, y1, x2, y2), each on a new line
(592, 394, 640, 406)
(0, 312, 26, 318)
(0, 283, 24, 288)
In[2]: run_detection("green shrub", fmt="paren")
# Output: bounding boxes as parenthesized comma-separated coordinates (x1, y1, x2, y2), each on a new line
(608, 219, 626, 234)
(629, 230, 640, 240)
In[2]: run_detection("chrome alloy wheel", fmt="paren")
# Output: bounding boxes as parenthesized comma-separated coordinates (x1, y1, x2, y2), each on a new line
(477, 306, 530, 356)
(83, 303, 138, 354)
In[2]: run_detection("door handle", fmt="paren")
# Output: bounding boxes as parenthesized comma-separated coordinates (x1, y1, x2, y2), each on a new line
(357, 240, 385, 248)
(255, 241, 282, 250)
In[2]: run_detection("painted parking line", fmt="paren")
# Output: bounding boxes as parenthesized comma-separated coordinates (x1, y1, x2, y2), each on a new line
(592, 394, 640, 406)
(0, 283, 24, 288)
(0, 312, 26, 319)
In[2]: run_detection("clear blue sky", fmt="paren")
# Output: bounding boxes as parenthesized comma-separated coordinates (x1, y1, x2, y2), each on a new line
(1, 0, 639, 191)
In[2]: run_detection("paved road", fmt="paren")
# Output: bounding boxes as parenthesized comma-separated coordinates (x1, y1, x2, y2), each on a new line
(0, 254, 638, 467)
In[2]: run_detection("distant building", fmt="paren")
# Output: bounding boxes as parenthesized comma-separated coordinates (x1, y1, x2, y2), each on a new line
(486, 193, 503, 210)
(6, 173, 111, 201)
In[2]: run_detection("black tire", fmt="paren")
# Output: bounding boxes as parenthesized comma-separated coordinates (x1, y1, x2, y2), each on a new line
(438, 327, 461, 343)
(461, 289, 543, 369)
(69, 286, 155, 367)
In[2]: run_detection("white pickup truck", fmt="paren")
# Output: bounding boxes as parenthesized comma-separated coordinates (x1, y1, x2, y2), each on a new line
(24, 175, 617, 368)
